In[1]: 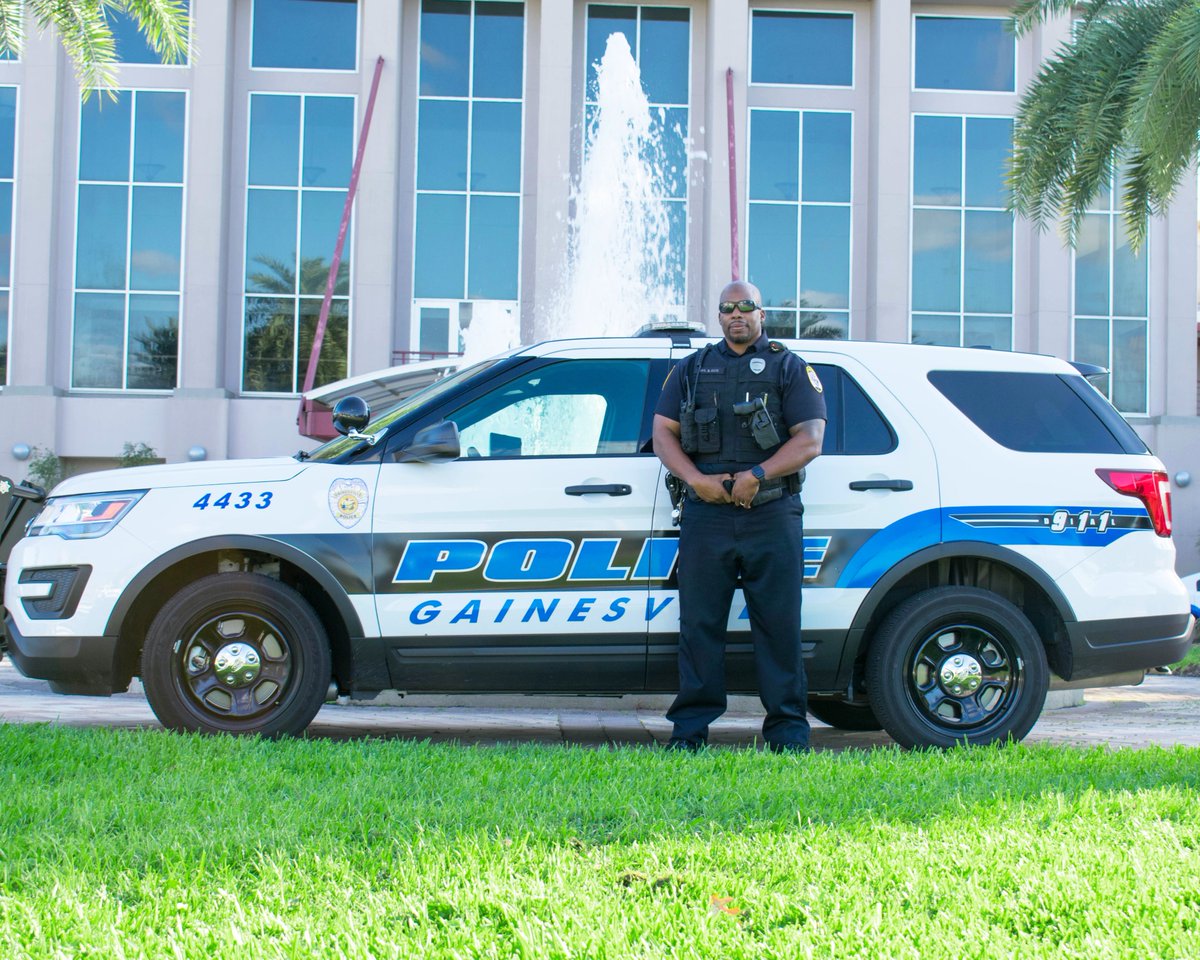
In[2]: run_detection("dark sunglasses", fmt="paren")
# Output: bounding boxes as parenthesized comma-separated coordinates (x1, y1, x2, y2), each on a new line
(718, 299, 760, 314)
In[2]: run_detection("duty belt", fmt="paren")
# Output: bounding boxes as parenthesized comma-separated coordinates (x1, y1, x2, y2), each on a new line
(685, 475, 789, 507)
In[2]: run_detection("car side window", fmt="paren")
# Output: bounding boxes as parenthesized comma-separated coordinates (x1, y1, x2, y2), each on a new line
(811, 363, 897, 455)
(446, 358, 651, 458)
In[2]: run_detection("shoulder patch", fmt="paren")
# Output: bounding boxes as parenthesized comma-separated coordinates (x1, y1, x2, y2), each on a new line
(768, 340, 785, 353)
(805, 364, 823, 394)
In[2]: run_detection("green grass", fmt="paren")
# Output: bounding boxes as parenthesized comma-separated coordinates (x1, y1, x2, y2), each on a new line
(1170, 640, 1200, 675)
(1, 726, 1199, 958)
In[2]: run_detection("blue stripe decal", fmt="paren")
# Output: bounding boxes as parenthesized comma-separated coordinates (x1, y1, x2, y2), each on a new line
(835, 505, 1148, 590)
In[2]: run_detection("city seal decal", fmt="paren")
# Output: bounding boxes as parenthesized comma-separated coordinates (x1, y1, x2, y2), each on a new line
(749, 357, 766, 374)
(328, 478, 369, 528)
(806, 364, 823, 393)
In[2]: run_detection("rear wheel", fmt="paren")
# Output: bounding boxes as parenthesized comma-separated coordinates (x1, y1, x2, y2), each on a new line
(866, 586, 1048, 749)
(141, 573, 331, 737)
(807, 698, 883, 731)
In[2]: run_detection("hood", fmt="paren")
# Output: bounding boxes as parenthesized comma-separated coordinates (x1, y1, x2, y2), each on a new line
(49, 457, 307, 496)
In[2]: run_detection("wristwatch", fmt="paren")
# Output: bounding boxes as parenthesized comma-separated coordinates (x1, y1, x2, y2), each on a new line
(750, 465, 766, 482)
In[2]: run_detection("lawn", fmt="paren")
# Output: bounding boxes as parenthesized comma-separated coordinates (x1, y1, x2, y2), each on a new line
(1, 725, 1197, 958)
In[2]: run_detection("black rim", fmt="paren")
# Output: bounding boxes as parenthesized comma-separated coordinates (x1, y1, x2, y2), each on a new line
(905, 619, 1023, 735)
(172, 607, 296, 724)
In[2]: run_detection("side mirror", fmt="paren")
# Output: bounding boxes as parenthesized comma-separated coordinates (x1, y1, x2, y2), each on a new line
(332, 396, 377, 445)
(395, 420, 461, 463)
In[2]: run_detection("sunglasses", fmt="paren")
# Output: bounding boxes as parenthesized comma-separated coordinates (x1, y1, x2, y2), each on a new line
(718, 299, 760, 314)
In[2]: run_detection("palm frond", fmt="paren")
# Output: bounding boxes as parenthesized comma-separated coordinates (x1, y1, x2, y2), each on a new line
(117, 0, 189, 63)
(28, 0, 118, 95)
(0, 2, 25, 60)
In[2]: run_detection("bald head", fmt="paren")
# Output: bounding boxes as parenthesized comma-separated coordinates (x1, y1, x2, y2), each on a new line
(717, 281, 764, 352)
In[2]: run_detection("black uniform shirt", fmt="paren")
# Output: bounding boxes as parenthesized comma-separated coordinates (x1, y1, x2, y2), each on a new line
(655, 334, 827, 428)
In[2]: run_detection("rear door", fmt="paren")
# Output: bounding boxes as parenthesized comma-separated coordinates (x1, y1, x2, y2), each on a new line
(371, 343, 670, 692)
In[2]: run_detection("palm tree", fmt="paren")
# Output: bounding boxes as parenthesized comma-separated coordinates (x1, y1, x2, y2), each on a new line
(1009, 0, 1197, 250)
(0, 1, 189, 93)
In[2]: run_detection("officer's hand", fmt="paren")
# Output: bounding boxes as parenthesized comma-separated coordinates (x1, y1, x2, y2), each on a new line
(692, 474, 734, 504)
(730, 471, 761, 509)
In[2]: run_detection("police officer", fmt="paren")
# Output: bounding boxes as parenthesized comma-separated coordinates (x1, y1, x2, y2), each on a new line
(653, 280, 826, 752)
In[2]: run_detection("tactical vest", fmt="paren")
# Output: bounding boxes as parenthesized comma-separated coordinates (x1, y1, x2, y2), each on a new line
(678, 342, 790, 474)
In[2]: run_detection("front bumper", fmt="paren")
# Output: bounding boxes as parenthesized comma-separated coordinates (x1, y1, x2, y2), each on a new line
(4, 614, 123, 695)
(1065, 612, 1194, 680)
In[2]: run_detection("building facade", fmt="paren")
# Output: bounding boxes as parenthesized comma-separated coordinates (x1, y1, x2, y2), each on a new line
(0, 0, 1198, 570)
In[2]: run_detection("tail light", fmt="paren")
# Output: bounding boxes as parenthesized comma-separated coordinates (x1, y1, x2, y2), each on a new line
(1096, 469, 1172, 537)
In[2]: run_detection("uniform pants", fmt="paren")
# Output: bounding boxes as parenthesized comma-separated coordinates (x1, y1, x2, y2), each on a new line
(666, 494, 810, 747)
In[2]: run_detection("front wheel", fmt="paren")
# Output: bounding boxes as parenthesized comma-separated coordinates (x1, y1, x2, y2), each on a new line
(865, 587, 1048, 749)
(141, 573, 331, 737)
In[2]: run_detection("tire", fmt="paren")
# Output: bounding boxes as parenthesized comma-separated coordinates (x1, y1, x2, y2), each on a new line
(807, 698, 883, 731)
(865, 586, 1049, 749)
(141, 573, 331, 737)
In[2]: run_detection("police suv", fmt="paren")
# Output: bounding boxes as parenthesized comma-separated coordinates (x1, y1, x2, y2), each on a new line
(3, 336, 1193, 748)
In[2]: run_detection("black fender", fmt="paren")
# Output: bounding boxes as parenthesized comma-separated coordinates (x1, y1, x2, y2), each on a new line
(834, 541, 1078, 687)
(105, 535, 366, 640)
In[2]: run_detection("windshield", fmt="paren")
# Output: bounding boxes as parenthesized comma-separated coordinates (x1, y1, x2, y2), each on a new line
(304, 358, 503, 462)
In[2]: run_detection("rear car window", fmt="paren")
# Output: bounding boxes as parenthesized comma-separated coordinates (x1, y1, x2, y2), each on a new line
(928, 370, 1149, 454)
(811, 364, 896, 455)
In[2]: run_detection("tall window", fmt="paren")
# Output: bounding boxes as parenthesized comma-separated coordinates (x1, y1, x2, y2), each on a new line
(746, 11, 853, 339)
(585, 4, 690, 303)
(747, 110, 851, 339)
(251, 0, 358, 70)
(910, 115, 1013, 349)
(913, 16, 1015, 92)
(0, 88, 14, 384)
(109, 0, 191, 65)
(413, 0, 524, 355)
(72, 90, 186, 390)
(242, 93, 354, 393)
(1073, 177, 1149, 414)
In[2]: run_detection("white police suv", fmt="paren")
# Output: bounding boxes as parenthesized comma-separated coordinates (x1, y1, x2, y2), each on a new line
(3, 335, 1193, 747)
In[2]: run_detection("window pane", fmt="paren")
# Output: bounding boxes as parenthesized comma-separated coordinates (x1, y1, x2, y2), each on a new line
(639, 7, 689, 104)
(80, 93, 131, 182)
(110, 1, 190, 64)
(1112, 319, 1147, 412)
(913, 115, 961, 206)
(963, 210, 1012, 314)
(963, 315, 1011, 350)
(799, 310, 848, 340)
(965, 117, 1012, 208)
(130, 186, 182, 291)
(73, 293, 126, 388)
(0, 183, 11, 288)
(252, 0, 357, 70)
(911, 313, 960, 346)
(911, 208, 960, 313)
(473, 1, 524, 99)
(0, 292, 7, 384)
(417, 100, 469, 191)
(664, 198, 686, 303)
(915, 16, 1015, 92)
(245, 189, 298, 293)
(763, 310, 796, 339)
(1113, 220, 1148, 317)
(126, 294, 178, 389)
(300, 190, 348, 295)
(1074, 213, 1109, 316)
(419, 306, 451, 353)
(586, 6, 636, 102)
(298, 297, 349, 389)
(802, 112, 851, 203)
(302, 97, 353, 188)
(0, 87, 17, 180)
(751, 12, 853, 87)
(249, 95, 300, 187)
(1074, 316, 1109, 369)
(649, 106, 688, 199)
(133, 91, 185, 183)
(414, 193, 466, 298)
(748, 203, 798, 308)
(749, 110, 798, 202)
(800, 205, 850, 309)
(421, 0, 470, 97)
(471, 101, 521, 193)
(243, 297, 295, 392)
(76, 184, 129, 289)
(467, 194, 519, 300)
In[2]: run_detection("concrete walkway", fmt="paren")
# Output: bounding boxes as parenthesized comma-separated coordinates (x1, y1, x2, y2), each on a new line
(1, 659, 1197, 749)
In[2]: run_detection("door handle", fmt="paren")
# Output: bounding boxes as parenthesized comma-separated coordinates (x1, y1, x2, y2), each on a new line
(565, 483, 632, 496)
(848, 479, 914, 492)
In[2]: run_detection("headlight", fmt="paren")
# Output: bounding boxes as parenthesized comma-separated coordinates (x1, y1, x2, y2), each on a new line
(27, 491, 146, 539)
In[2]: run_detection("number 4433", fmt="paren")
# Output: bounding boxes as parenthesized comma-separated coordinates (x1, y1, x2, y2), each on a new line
(192, 491, 274, 510)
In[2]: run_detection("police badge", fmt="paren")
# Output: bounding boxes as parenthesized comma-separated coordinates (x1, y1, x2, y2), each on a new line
(328, 478, 369, 528)
(749, 357, 766, 374)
